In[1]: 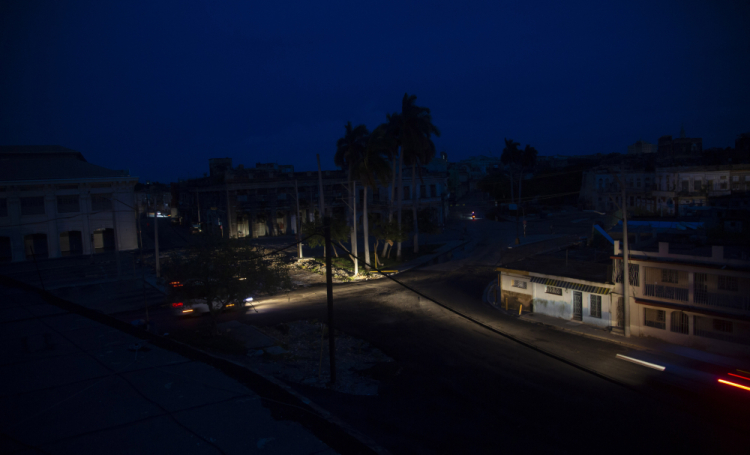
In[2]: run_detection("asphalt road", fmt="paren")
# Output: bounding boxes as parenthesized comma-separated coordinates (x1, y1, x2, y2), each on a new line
(117, 215, 749, 454)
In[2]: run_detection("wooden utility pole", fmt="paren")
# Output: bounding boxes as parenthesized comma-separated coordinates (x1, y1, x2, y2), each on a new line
(324, 216, 336, 384)
(316, 154, 326, 257)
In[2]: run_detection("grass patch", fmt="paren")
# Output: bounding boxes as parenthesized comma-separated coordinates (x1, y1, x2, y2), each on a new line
(169, 328, 247, 355)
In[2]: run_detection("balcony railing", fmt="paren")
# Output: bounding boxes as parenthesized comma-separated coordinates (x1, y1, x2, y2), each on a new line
(644, 284, 689, 302)
(694, 291, 750, 312)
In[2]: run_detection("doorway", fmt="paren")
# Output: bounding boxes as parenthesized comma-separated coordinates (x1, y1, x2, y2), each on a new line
(573, 291, 582, 321)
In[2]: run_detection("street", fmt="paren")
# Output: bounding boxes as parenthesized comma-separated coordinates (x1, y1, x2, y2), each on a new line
(114, 213, 750, 454)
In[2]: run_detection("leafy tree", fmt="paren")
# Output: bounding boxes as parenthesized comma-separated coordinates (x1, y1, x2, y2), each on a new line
(163, 235, 292, 334)
(398, 93, 440, 255)
(334, 122, 368, 275)
(300, 214, 351, 260)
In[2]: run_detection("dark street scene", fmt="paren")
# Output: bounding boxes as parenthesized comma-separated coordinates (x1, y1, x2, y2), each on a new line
(2, 1, 750, 454)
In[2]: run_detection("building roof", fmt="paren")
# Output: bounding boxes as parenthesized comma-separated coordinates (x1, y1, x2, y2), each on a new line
(500, 246, 612, 283)
(0, 145, 131, 182)
(0, 145, 87, 161)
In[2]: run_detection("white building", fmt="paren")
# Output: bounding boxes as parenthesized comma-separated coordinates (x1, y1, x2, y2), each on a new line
(498, 251, 616, 329)
(0, 146, 138, 262)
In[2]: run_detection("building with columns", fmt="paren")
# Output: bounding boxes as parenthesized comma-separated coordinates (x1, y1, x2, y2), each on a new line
(0, 146, 138, 262)
(173, 157, 450, 239)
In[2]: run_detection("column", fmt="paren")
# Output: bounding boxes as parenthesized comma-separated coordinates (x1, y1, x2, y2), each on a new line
(44, 191, 60, 259)
(80, 192, 92, 255)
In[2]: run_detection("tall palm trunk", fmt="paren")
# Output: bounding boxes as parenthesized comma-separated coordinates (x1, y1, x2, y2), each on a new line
(351, 179, 358, 275)
(412, 160, 419, 254)
(363, 186, 370, 271)
(389, 153, 397, 222)
(396, 148, 404, 260)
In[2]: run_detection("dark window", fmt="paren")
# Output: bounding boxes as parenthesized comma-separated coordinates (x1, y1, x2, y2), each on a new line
(420, 185, 426, 198)
(0, 198, 6, 217)
(589, 295, 602, 318)
(545, 286, 562, 295)
(661, 269, 679, 284)
(644, 308, 666, 329)
(670, 311, 689, 334)
(681, 181, 689, 191)
(430, 184, 437, 197)
(21, 197, 45, 216)
(713, 319, 733, 333)
(718, 275, 738, 292)
(404, 186, 410, 200)
(57, 195, 80, 213)
(92, 194, 112, 211)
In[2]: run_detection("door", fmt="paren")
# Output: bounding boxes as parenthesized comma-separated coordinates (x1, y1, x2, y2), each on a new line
(573, 291, 582, 321)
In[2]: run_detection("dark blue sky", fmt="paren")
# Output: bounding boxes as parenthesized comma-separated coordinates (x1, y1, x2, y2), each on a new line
(2, 0, 749, 183)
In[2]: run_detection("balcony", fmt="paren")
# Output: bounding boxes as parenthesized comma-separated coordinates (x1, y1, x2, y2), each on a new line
(644, 284, 688, 302)
(694, 291, 750, 312)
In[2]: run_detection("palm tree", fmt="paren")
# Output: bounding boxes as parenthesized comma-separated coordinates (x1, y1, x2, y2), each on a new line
(398, 93, 440, 255)
(335, 121, 368, 275)
(371, 112, 401, 259)
(353, 126, 392, 270)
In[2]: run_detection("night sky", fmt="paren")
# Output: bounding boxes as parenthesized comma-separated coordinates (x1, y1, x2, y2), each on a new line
(2, 1, 749, 183)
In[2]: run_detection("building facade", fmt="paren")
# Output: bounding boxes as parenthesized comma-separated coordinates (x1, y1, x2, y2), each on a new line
(612, 241, 750, 356)
(0, 146, 138, 262)
(173, 158, 450, 239)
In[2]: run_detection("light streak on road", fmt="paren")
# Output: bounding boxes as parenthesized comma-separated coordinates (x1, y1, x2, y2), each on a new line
(718, 379, 750, 392)
(616, 354, 666, 371)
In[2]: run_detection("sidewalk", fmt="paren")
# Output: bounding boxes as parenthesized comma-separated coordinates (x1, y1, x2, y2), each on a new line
(0, 277, 382, 455)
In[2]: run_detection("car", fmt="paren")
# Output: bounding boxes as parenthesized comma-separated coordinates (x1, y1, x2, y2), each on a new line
(168, 280, 255, 316)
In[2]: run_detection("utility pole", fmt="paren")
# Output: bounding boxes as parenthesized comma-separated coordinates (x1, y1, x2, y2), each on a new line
(112, 196, 121, 281)
(324, 216, 336, 385)
(316, 154, 326, 258)
(621, 172, 631, 338)
(153, 187, 160, 278)
(295, 179, 302, 259)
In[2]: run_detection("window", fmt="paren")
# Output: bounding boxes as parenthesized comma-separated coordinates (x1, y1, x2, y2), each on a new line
(733, 176, 739, 182)
(545, 286, 562, 295)
(681, 180, 689, 191)
(420, 185, 426, 198)
(57, 195, 80, 213)
(713, 319, 732, 333)
(718, 275, 738, 292)
(511, 280, 527, 289)
(694, 179, 701, 190)
(21, 197, 45, 216)
(430, 184, 437, 198)
(670, 311, 689, 334)
(661, 269, 679, 284)
(589, 295, 602, 318)
(614, 261, 639, 286)
(403, 186, 410, 200)
(0, 198, 6, 217)
(644, 308, 666, 329)
(91, 194, 112, 211)
(707, 179, 714, 190)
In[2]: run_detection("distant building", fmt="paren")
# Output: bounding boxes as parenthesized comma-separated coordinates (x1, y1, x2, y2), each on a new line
(658, 132, 702, 161)
(627, 140, 656, 155)
(0, 146, 138, 262)
(173, 158, 449, 238)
